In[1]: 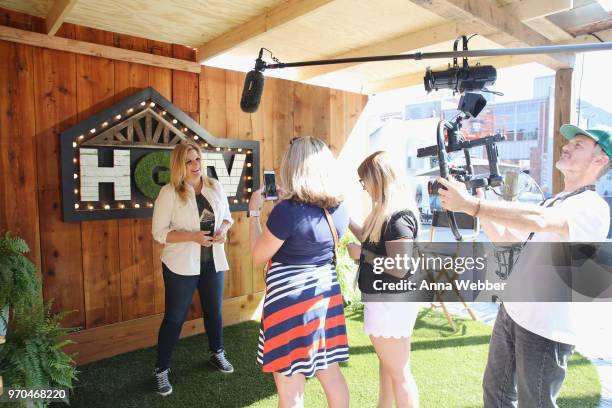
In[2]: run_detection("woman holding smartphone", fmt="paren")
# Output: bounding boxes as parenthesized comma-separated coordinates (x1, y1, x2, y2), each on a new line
(249, 136, 350, 408)
(347, 151, 421, 408)
(151, 142, 234, 397)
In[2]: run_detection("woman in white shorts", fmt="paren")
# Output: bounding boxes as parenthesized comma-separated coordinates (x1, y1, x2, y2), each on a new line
(347, 151, 421, 408)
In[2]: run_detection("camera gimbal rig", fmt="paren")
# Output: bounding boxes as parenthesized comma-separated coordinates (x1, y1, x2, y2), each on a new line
(417, 95, 505, 241)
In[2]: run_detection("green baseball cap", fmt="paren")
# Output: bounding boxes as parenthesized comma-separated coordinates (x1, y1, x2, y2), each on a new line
(560, 124, 612, 159)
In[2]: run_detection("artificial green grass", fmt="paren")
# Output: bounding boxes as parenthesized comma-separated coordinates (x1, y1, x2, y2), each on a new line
(59, 309, 601, 408)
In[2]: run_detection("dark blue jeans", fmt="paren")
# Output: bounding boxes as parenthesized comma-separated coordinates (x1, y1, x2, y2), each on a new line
(483, 304, 575, 408)
(156, 261, 225, 370)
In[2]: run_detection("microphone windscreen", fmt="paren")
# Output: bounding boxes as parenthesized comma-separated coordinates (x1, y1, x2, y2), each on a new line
(240, 70, 264, 113)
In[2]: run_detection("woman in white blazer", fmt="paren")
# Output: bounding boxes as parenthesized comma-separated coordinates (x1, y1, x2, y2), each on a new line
(151, 142, 234, 397)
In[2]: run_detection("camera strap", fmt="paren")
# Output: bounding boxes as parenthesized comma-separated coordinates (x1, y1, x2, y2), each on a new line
(523, 184, 596, 244)
(495, 184, 595, 281)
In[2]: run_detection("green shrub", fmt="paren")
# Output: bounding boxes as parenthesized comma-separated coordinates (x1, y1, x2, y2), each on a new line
(0, 232, 78, 408)
(0, 232, 40, 310)
(336, 230, 363, 311)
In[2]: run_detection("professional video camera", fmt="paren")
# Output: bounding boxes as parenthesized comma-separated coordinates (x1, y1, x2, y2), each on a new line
(417, 36, 505, 241)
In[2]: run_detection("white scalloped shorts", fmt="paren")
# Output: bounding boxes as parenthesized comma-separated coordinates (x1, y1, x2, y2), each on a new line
(364, 302, 422, 338)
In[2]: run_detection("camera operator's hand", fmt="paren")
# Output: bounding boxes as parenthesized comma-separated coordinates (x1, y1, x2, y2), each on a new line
(437, 176, 479, 215)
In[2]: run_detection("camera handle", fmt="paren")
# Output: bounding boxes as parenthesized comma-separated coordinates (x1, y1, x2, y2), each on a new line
(437, 120, 463, 241)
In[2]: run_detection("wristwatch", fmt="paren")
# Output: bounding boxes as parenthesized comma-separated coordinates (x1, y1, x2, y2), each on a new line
(247, 209, 261, 218)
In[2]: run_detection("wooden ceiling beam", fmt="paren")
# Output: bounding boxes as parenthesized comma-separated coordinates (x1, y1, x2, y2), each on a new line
(410, 0, 575, 70)
(296, 23, 478, 81)
(506, 0, 573, 22)
(0, 25, 201, 73)
(196, 0, 334, 64)
(46, 0, 78, 36)
(365, 29, 610, 93)
(297, 0, 573, 81)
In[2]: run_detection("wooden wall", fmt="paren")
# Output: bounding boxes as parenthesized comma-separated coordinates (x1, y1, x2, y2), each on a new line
(0, 8, 367, 364)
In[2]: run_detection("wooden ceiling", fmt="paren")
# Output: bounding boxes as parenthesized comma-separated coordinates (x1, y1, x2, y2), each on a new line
(1, 0, 611, 93)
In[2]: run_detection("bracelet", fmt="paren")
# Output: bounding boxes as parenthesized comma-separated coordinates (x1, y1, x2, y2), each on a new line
(473, 199, 482, 217)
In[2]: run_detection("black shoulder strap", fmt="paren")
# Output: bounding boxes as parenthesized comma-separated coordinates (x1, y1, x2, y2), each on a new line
(524, 185, 595, 243)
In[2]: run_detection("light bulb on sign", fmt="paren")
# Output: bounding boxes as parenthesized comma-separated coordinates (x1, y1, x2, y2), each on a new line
(74, 203, 79, 209)
(115, 114, 122, 120)
(104, 204, 110, 210)
(134, 203, 140, 208)
(118, 203, 125, 209)
(149, 102, 156, 107)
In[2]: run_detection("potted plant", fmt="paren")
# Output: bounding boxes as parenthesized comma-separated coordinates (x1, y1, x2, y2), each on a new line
(0, 232, 77, 407)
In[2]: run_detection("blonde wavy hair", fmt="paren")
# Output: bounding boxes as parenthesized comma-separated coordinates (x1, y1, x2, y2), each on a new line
(280, 136, 343, 208)
(358, 151, 419, 242)
(170, 142, 215, 203)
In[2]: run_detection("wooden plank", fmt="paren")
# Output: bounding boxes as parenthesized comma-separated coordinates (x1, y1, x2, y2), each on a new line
(410, 0, 575, 70)
(172, 44, 199, 121)
(504, 0, 573, 21)
(225, 69, 254, 297)
(552, 68, 575, 195)
(32, 32, 85, 327)
(293, 82, 314, 137)
(329, 89, 346, 156)
(250, 75, 276, 293)
(74, 26, 123, 329)
(0, 25, 201, 73)
(200, 66, 227, 137)
(111, 34, 159, 322)
(171, 43, 203, 318)
(272, 77, 294, 171)
(0, 41, 41, 270)
(64, 292, 264, 365)
(196, 0, 334, 63)
(147, 33, 168, 312)
(312, 85, 330, 144)
(0, 7, 46, 33)
(118, 219, 155, 320)
(46, 0, 78, 36)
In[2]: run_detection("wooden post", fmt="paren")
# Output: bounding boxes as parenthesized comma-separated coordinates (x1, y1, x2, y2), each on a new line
(552, 68, 576, 194)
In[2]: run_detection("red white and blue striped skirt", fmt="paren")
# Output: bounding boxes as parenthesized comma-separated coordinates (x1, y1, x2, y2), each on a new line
(257, 262, 349, 377)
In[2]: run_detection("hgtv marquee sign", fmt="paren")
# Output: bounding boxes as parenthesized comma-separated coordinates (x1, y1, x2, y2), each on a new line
(60, 87, 260, 221)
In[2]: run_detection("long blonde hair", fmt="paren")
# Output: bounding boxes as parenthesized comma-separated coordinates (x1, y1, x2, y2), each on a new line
(280, 136, 343, 208)
(170, 142, 215, 202)
(358, 151, 419, 242)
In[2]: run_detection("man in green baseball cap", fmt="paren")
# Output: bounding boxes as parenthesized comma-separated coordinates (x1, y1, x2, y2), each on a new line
(560, 124, 612, 159)
(557, 124, 611, 185)
(435, 122, 611, 408)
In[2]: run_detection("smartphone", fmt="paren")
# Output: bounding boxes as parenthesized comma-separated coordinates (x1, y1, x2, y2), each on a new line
(263, 170, 278, 201)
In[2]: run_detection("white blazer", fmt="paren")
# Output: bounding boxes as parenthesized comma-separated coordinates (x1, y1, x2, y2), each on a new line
(152, 177, 233, 275)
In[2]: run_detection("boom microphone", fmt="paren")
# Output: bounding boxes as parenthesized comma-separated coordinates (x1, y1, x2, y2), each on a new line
(240, 69, 264, 113)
